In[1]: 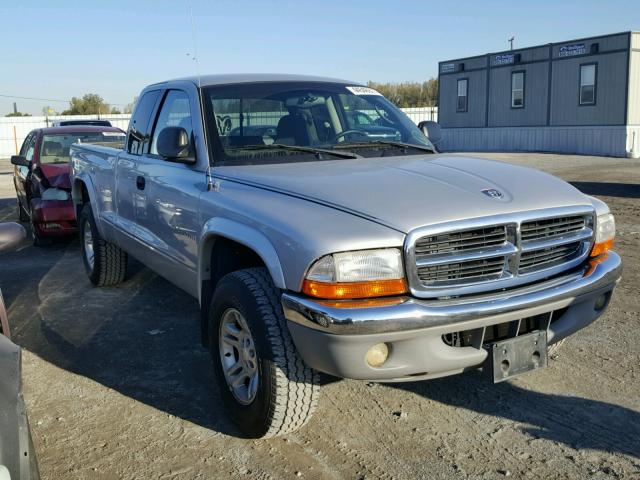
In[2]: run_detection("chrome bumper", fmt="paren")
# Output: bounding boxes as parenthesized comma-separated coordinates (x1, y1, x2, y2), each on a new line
(282, 252, 622, 336)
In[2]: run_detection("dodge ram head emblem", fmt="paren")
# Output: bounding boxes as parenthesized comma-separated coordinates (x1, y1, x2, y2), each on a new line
(481, 188, 504, 199)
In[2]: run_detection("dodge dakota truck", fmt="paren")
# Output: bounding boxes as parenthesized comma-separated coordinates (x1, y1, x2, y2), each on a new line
(70, 74, 622, 438)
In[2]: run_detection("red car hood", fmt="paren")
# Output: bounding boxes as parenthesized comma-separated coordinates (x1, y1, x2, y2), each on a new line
(40, 164, 71, 189)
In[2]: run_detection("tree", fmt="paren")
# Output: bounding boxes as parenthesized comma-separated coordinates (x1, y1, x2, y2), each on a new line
(366, 78, 439, 108)
(110, 107, 122, 114)
(61, 93, 110, 115)
(5, 111, 31, 117)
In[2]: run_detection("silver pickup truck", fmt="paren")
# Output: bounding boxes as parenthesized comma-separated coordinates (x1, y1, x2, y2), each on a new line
(70, 74, 622, 438)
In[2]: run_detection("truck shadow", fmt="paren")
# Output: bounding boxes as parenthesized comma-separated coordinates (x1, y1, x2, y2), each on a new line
(570, 181, 640, 199)
(390, 370, 640, 459)
(1, 233, 241, 438)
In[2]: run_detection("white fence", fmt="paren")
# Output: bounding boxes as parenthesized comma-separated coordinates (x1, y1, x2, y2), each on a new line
(0, 108, 438, 158)
(402, 107, 438, 125)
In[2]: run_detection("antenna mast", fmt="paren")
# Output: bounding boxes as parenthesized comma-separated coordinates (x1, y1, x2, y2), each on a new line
(188, 2, 214, 189)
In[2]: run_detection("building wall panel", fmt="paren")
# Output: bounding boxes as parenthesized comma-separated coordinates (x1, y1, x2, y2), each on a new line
(550, 51, 628, 126)
(628, 50, 640, 125)
(488, 63, 549, 127)
(438, 70, 487, 128)
(552, 33, 629, 57)
(489, 46, 549, 67)
(440, 126, 631, 157)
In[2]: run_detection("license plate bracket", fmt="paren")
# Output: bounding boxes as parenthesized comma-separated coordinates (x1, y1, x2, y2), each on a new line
(486, 331, 548, 383)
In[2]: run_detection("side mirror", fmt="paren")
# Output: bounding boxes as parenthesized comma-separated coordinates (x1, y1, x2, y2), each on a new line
(10, 155, 29, 167)
(156, 127, 194, 163)
(418, 121, 442, 150)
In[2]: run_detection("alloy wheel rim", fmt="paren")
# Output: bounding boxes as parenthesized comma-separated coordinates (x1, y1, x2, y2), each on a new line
(83, 220, 95, 269)
(219, 308, 259, 405)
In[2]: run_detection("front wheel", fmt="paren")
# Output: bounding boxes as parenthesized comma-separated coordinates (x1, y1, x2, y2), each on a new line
(79, 203, 127, 286)
(210, 268, 320, 438)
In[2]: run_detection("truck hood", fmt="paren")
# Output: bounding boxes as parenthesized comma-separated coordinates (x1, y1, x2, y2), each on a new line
(39, 164, 71, 189)
(217, 155, 592, 233)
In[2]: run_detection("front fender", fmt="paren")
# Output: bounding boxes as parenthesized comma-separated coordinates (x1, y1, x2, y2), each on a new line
(198, 217, 287, 302)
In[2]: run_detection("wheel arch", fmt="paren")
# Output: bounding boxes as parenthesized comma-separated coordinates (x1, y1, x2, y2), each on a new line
(72, 176, 107, 238)
(198, 218, 287, 346)
(72, 176, 94, 219)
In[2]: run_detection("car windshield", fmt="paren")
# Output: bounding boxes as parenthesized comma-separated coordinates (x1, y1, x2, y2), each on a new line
(203, 82, 434, 165)
(40, 132, 126, 164)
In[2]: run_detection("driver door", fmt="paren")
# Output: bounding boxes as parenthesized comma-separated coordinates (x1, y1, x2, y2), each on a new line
(132, 89, 202, 293)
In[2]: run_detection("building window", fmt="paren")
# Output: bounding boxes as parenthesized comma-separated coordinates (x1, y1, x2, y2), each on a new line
(457, 78, 468, 112)
(579, 63, 597, 105)
(511, 71, 525, 108)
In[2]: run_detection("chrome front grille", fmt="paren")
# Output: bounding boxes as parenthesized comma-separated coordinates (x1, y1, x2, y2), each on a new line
(415, 226, 507, 255)
(519, 241, 582, 273)
(405, 207, 595, 298)
(521, 215, 586, 241)
(417, 255, 505, 283)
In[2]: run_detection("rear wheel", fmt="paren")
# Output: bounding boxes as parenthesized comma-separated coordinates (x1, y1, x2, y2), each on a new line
(210, 267, 320, 438)
(79, 203, 127, 286)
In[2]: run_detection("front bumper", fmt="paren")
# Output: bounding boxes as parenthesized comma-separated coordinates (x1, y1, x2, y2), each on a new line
(282, 252, 622, 381)
(31, 198, 77, 236)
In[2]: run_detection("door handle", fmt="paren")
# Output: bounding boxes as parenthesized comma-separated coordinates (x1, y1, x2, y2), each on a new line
(136, 176, 145, 190)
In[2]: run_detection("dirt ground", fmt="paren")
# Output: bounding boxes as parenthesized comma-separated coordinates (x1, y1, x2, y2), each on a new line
(1, 152, 639, 479)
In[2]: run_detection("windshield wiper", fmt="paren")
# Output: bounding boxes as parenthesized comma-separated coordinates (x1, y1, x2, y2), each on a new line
(332, 140, 435, 154)
(229, 143, 360, 159)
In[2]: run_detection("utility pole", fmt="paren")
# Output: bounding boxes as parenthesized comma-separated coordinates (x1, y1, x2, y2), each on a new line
(508, 36, 515, 51)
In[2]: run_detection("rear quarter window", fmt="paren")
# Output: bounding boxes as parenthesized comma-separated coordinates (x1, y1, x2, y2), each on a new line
(127, 90, 161, 155)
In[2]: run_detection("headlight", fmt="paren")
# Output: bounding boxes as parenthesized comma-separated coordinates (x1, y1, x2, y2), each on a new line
(591, 213, 615, 257)
(41, 188, 70, 201)
(303, 248, 407, 299)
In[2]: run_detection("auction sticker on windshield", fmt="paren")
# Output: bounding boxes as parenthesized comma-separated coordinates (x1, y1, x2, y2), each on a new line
(346, 86, 382, 96)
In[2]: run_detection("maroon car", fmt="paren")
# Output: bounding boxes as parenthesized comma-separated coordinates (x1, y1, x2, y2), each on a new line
(11, 126, 125, 245)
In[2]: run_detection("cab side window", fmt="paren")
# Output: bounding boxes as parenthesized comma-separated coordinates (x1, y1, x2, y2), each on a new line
(127, 90, 161, 155)
(20, 132, 37, 161)
(150, 90, 193, 156)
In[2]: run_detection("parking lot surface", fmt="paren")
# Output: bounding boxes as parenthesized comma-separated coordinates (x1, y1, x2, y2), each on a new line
(1, 152, 639, 479)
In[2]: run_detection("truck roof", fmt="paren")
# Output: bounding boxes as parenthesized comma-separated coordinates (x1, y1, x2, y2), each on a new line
(38, 125, 125, 134)
(153, 73, 361, 88)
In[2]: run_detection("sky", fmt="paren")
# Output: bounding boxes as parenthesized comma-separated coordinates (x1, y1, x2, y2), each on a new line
(1, 0, 639, 115)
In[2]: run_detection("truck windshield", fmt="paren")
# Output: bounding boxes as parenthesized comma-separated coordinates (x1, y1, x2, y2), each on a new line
(40, 132, 125, 164)
(203, 82, 434, 165)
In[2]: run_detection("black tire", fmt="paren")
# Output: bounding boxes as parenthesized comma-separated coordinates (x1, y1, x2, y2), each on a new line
(17, 199, 29, 222)
(79, 203, 127, 286)
(210, 267, 320, 438)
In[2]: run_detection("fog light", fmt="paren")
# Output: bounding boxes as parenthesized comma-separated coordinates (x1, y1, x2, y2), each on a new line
(594, 294, 608, 311)
(366, 343, 389, 368)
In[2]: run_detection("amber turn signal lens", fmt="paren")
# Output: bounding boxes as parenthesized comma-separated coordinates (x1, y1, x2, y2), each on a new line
(590, 238, 614, 257)
(302, 278, 408, 299)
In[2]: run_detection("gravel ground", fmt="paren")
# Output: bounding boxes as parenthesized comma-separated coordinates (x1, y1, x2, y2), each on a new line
(1, 152, 639, 479)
